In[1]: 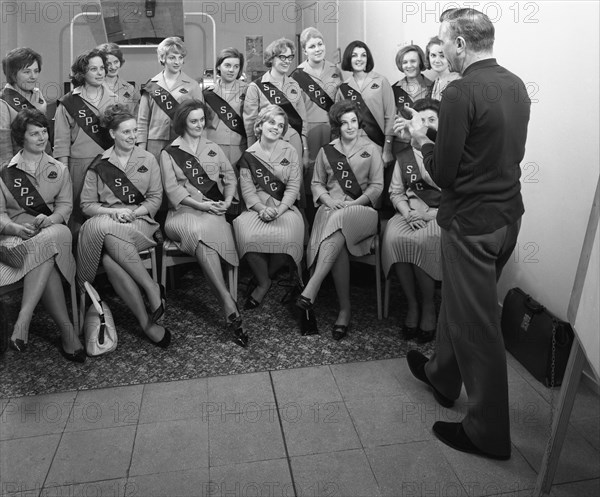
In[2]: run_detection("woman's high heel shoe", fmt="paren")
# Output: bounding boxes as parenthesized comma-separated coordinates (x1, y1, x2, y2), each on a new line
(227, 312, 249, 348)
(150, 284, 166, 323)
(146, 327, 171, 349)
(295, 294, 314, 311)
(60, 347, 86, 363)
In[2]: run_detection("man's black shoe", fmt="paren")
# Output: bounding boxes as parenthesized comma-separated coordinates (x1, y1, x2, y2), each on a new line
(406, 350, 454, 408)
(433, 422, 511, 460)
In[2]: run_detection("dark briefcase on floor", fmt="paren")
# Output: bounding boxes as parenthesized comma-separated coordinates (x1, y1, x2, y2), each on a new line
(501, 287, 574, 387)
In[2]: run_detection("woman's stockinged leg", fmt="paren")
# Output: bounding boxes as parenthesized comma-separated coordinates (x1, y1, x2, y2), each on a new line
(196, 242, 237, 318)
(102, 253, 166, 343)
(102, 234, 161, 312)
(331, 245, 351, 326)
(302, 230, 346, 303)
(11, 259, 54, 343)
(40, 266, 83, 354)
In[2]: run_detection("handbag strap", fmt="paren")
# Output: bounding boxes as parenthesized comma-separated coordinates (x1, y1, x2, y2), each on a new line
(84, 281, 105, 317)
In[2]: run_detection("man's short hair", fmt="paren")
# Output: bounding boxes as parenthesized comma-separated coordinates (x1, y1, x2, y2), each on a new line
(440, 8, 495, 53)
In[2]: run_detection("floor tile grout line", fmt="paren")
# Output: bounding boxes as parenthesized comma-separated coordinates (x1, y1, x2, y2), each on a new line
(268, 370, 298, 497)
(39, 392, 78, 492)
(124, 384, 145, 484)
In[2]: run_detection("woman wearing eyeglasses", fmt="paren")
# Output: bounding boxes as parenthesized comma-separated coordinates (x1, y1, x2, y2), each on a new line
(243, 38, 308, 175)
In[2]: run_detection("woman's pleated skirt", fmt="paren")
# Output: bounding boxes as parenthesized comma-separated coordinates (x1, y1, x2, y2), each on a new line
(0, 224, 75, 285)
(306, 205, 378, 269)
(381, 214, 442, 280)
(233, 207, 304, 265)
(164, 208, 239, 267)
(76, 214, 158, 289)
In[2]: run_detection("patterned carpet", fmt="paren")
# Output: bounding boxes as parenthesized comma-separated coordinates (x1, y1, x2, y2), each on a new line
(0, 263, 437, 399)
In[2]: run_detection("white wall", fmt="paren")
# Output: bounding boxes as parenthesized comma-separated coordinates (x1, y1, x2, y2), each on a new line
(360, 1, 599, 328)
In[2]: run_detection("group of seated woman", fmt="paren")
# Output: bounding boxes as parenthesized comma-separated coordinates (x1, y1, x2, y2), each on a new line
(1, 28, 454, 362)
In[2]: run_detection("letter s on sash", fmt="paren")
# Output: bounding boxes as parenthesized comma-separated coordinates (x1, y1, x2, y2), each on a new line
(115, 178, 122, 187)
(78, 109, 87, 118)
(13, 178, 22, 187)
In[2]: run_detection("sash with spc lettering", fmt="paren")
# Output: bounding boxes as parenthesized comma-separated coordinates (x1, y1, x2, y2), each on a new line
(255, 81, 303, 137)
(0, 166, 52, 216)
(0, 88, 54, 155)
(338, 83, 385, 147)
(290, 69, 334, 112)
(202, 89, 246, 138)
(88, 155, 145, 205)
(58, 94, 113, 149)
(143, 81, 179, 120)
(164, 145, 224, 202)
(238, 151, 285, 202)
(398, 147, 440, 208)
(322, 145, 363, 200)
(392, 84, 414, 113)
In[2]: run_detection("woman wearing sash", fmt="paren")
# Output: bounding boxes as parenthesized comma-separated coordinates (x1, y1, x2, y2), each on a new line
(54, 48, 118, 230)
(296, 101, 383, 340)
(426, 37, 460, 101)
(204, 47, 248, 168)
(97, 42, 141, 116)
(243, 38, 308, 173)
(234, 105, 304, 310)
(392, 45, 433, 109)
(77, 104, 169, 348)
(160, 99, 248, 348)
(137, 37, 204, 161)
(0, 109, 85, 362)
(382, 98, 441, 343)
(1, 48, 50, 166)
(291, 28, 342, 224)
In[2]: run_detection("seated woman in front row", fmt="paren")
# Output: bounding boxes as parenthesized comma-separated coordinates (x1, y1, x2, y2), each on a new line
(77, 104, 169, 348)
(160, 99, 248, 347)
(382, 98, 441, 343)
(296, 100, 383, 340)
(233, 104, 305, 310)
(0, 109, 84, 361)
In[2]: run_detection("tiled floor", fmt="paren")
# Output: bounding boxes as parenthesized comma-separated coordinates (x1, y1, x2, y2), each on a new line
(1, 355, 599, 497)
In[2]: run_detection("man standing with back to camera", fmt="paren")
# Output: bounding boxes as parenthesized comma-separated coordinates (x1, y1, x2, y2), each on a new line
(401, 8, 531, 460)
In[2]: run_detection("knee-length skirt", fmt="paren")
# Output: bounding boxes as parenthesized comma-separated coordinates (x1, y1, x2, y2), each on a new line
(0, 224, 75, 286)
(233, 207, 304, 265)
(381, 214, 441, 280)
(165, 207, 239, 267)
(307, 205, 378, 269)
(76, 214, 158, 289)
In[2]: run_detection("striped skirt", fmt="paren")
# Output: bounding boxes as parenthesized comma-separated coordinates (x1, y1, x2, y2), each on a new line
(165, 207, 239, 267)
(307, 205, 378, 269)
(233, 207, 304, 265)
(76, 214, 158, 289)
(0, 224, 75, 286)
(381, 214, 442, 280)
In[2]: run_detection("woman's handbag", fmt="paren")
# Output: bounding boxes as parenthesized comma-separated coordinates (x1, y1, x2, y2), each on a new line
(501, 287, 574, 387)
(83, 281, 117, 356)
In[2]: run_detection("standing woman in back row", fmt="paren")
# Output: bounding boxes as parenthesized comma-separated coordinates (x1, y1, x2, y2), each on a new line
(97, 42, 141, 116)
(54, 48, 118, 230)
(291, 27, 342, 224)
(1, 48, 51, 166)
(137, 37, 204, 161)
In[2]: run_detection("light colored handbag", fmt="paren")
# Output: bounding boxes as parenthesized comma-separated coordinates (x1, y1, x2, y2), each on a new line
(83, 281, 117, 356)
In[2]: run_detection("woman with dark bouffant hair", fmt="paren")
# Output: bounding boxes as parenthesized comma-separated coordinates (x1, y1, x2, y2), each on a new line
(53, 48, 118, 230)
(335, 41, 395, 165)
(1, 47, 50, 165)
(425, 37, 460, 101)
(97, 42, 141, 115)
(77, 103, 169, 349)
(160, 99, 247, 347)
(0, 109, 84, 362)
(234, 104, 304, 311)
(296, 100, 383, 341)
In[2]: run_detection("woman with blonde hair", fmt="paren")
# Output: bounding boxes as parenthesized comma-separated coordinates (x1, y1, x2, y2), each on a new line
(234, 105, 304, 310)
(137, 36, 204, 160)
